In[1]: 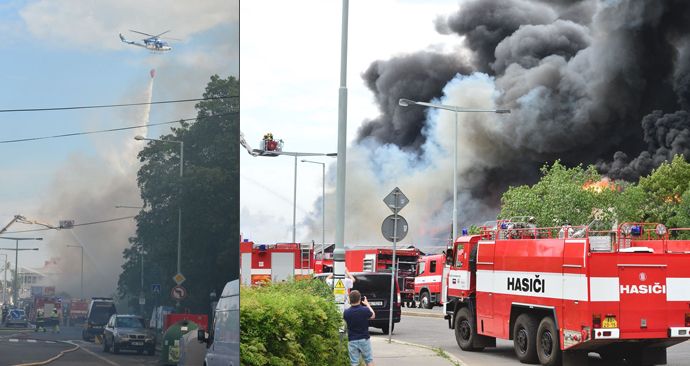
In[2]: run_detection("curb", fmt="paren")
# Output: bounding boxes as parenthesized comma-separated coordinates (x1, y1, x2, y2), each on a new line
(386, 338, 467, 366)
(401, 310, 445, 319)
(11, 339, 80, 366)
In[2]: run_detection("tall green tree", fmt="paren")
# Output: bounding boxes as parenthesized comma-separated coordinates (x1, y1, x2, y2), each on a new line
(118, 75, 239, 314)
(499, 161, 619, 227)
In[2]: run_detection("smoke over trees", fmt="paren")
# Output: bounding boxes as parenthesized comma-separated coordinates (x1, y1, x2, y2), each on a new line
(118, 75, 239, 313)
(311, 0, 690, 244)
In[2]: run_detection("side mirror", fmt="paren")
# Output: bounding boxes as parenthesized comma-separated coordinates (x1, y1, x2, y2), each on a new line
(197, 329, 207, 343)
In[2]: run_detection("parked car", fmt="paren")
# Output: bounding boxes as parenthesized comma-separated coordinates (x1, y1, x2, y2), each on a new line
(4, 308, 28, 328)
(102, 314, 155, 355)
(197, 280, 239, 366)
(82, 297, 116, 341)
(350, 272, 401, 334)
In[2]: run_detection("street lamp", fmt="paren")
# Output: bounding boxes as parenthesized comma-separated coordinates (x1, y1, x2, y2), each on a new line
(0, 254, 7, 305)
(0, 237, 42, 306)
(134, 135, 184, 308)
(301, 159, 326, 259)
(66, 245, 84, 299)
(398, 98, 510, 241)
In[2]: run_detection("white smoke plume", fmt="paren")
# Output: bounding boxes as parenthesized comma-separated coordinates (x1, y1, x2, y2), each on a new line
(33, 70, 154, 299)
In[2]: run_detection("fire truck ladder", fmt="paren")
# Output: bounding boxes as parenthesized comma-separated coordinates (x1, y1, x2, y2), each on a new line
(300, 243, 312, 276)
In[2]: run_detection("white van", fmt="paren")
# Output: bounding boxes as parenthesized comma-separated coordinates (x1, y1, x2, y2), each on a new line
(197, 280, 239, 366)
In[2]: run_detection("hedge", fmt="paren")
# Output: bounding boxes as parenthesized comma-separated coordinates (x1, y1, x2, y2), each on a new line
(240, 278, 349, 366)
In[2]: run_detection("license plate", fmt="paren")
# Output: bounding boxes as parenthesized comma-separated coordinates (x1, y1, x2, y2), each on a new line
(602, 317, 617, 329)
(369, 301, 383, 307)
(131, 341, 144, 346)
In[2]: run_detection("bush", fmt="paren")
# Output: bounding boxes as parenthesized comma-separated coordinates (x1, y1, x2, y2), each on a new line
(240, 278, 349, 366)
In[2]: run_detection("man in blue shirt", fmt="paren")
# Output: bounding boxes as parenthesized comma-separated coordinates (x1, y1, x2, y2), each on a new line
(343, 289, 375, 366)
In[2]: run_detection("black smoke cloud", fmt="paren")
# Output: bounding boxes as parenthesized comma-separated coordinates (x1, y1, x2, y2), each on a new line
(435, 0, 556, 73)
(357, 52, 472, 150)
(349, 0, 690, 229)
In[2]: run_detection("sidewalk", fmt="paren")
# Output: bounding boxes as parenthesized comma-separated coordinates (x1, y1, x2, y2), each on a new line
(370, 336, 465, 366)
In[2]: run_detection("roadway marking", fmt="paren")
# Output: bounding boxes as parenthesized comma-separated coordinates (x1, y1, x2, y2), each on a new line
(9, 338, 18, 342)
(76, 344, 121, 366)
(27, 339, 37, 343)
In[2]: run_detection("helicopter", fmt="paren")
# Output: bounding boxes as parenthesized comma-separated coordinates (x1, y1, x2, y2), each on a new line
(118, 30, 178, 52)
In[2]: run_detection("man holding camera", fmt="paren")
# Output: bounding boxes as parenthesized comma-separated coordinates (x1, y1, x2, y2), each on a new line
(343, 290, 375, 366)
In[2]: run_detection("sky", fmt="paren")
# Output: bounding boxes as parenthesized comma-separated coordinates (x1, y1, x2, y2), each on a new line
(0, 0, 238, 299)
(240, 0, 464, 246)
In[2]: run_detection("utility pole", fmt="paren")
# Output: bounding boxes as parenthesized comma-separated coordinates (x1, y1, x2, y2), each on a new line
(0, 237, 42, 305)
(333, 0, 349, 313)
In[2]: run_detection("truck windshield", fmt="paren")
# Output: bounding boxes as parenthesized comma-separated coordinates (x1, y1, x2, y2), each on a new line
(89, 303, 116, 325)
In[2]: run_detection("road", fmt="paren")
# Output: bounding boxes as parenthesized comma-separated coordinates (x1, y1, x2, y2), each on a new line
(0, 326, 158, 366)
(376, 308, 690, 366)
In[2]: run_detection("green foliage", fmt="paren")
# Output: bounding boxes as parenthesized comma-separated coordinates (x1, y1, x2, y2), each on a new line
(498, 155, 690, 231)
(633, 155, 690, 227)
(117, 75, 239, 313)
(499, 161, 617, 227)
(240, 279, 349, 366)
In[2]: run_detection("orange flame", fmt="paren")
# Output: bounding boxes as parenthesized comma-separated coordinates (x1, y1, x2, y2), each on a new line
(582, 178, 616, 193)
(664, 194, 682, 203)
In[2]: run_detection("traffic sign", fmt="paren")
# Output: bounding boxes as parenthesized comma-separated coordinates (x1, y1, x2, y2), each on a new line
(333, 279, 346, 296)
(171, 285, 187, 300)
(151, 283, 161, 294)
(383, 187, 408, 213)
(381, 214, 408, 242)
(173, 273, 186, 285)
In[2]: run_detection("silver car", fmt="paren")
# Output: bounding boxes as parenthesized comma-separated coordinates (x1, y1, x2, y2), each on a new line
(102, 314, 155, 355)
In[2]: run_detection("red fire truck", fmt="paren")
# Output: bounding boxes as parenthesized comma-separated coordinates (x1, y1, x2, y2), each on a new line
(414, 254, 447, 309)
(345, 248, 421, 306)
(443, 220, 690, 366)
(240, 240, 313, 285)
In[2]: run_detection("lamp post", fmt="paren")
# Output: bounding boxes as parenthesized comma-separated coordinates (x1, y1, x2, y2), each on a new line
(66, 245, 84, 299)
(398, 98, 510, 240)
(301, 159, 326, 259)
(0, 237, 42, 306)
(134, 135, 184, 308)
(0, 254, 7, 305)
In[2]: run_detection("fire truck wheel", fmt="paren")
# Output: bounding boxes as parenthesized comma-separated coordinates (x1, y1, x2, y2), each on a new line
(513, 314, 539, 364)
(536, 317, 561, 366)
(421, 292, 433, 309)
(454, 307, 483, 351)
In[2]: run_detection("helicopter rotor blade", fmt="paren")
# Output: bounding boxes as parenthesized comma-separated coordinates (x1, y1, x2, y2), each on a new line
(153, 30, 171, 38)
(129, 29, 156, 37)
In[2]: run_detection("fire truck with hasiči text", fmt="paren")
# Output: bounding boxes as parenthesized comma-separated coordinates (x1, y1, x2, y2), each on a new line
(442, 219, 690, 366)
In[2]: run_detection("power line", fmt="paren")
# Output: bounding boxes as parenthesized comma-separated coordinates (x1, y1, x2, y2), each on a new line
(0, 111, 238, 144)
(0, 95, 238, 113)
(3, 216, 137, 234)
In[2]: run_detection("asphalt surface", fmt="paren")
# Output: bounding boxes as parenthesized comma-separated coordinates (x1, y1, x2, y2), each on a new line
(0, 326, 158, 366)
(387, 307, 690, 366)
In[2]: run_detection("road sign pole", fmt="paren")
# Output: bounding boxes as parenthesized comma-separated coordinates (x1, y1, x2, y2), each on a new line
(388, 206, 398, 343)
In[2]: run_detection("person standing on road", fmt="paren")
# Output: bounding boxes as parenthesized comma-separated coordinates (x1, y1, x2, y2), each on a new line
(50, 309, 60, 333)
(343, 290, 375, 366)
(35, 309, 46, 332)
